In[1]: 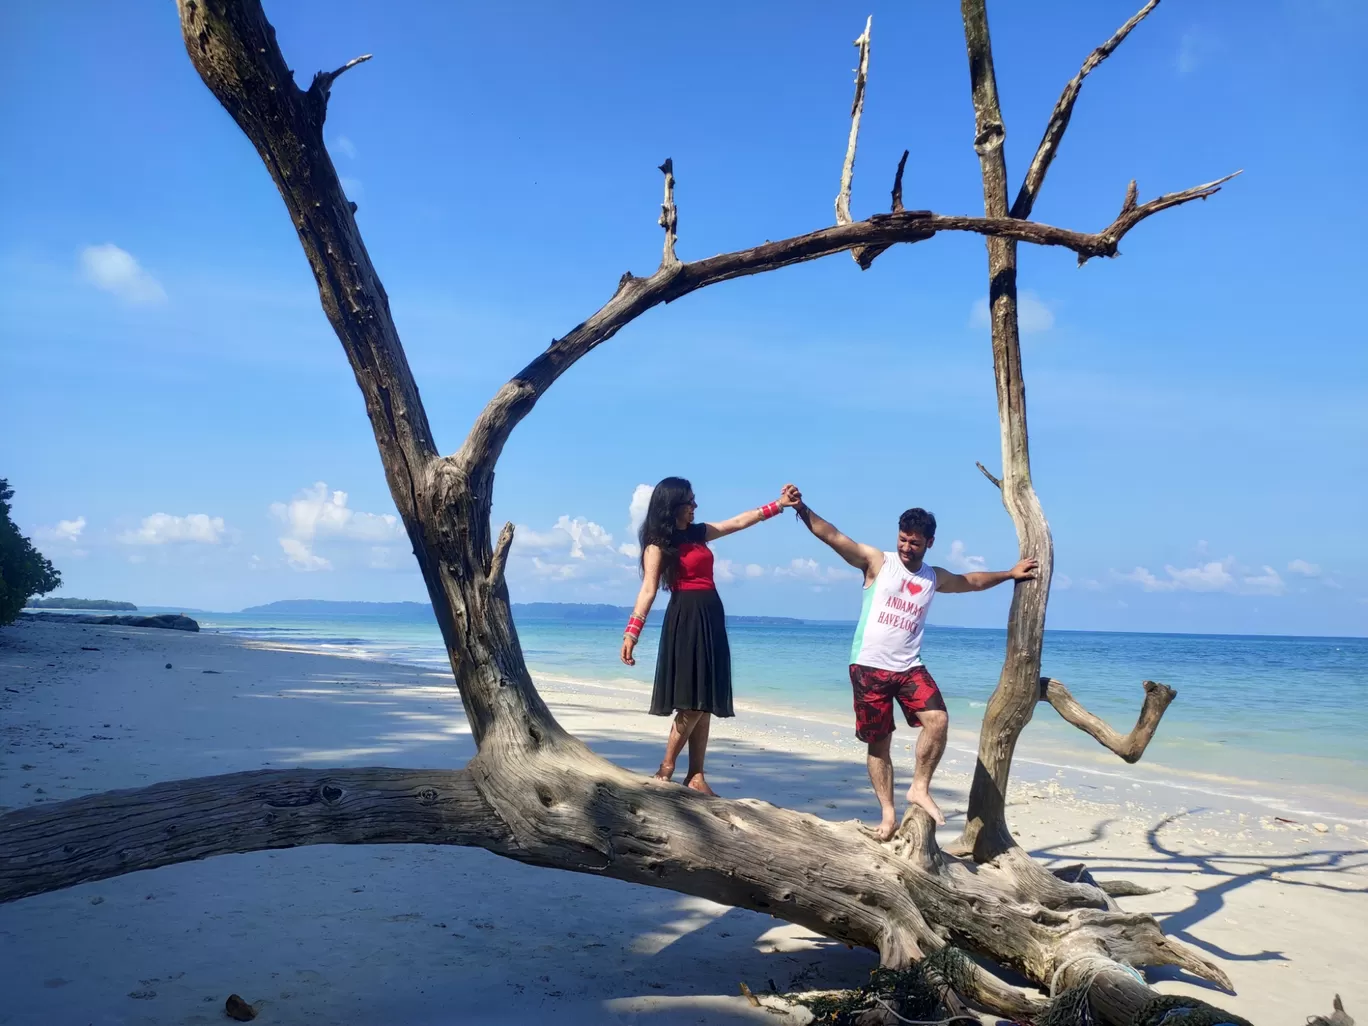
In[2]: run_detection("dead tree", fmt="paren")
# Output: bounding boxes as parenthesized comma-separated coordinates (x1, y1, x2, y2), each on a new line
(2, 1, 1258, 1020)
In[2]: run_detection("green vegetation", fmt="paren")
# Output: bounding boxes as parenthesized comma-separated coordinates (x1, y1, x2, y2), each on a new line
(29, 597, 137, 611)
(0, 479, 61, 626)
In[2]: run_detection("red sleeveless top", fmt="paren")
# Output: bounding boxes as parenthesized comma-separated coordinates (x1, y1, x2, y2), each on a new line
(673, 523, 715, 591)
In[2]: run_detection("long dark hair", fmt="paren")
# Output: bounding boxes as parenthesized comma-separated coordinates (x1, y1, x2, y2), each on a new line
(639, 476, 693, 591)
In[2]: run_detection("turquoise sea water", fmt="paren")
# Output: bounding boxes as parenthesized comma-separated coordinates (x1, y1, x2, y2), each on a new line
(178, 608, 1368, 817)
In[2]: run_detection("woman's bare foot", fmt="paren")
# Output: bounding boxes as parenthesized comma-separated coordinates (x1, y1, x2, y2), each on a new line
(906, 784, 945, 825)
(684, 772, 717, 797)
(653, 762, 676, 783)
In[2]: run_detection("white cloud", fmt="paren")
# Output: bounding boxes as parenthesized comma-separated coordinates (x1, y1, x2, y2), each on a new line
(618, 542, 642, 559)
(36, 516, 86, 544)
(1119, 557, 1285, 596)
(280, 537, 330, 571)
(744, 563, 765, 578)
(1122, 560, 1232, 592)
(970, 290, 1054, 335)
(628, 484, 652, 535)
(774, 558, 859, 582)
(118, 512, 226, 546)
(714, 558, 737, 583)
(1054, 573, 1073, 590)
(1287, 559, 1321, 577)
(334, 135, 358, 159)
(270, 482, 403, 571)
(79, 244, 167, 304)
(515, 516, 615, 559)
(945, 540, 987, 574)
(1241, 566, 1285, 596)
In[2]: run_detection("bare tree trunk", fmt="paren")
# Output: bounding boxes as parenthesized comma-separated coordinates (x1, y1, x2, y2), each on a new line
(954, 0, 1055, 864)
(1, 1, 1255, 1019)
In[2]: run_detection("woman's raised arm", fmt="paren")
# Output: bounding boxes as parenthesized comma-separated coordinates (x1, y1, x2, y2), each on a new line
(702, 484, 800, 541)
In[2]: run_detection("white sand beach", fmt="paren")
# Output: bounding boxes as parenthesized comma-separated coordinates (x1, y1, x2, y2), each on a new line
(2, 618, 1364, 1025)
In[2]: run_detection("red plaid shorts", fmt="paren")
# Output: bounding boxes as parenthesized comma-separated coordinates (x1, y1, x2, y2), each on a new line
(849, 663, 946, 742)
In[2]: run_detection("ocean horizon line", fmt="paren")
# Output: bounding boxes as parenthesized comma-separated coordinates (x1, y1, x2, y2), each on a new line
(125, 599, 1367, 642)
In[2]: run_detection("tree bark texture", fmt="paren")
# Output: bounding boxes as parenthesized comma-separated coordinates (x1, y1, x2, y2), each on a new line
(0, 1, 1248, 1019)
(955, 0, 1055, 864)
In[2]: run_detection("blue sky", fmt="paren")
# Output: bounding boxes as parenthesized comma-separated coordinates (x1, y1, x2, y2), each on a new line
(2, 1, 1364, 636)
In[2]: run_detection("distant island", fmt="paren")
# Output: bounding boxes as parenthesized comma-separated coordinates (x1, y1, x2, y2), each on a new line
(29, 597, 137, 611)
(238, 599, 805, 626)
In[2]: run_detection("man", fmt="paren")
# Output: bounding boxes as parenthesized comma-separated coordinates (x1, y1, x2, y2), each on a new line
(788, 487, 1036, 840)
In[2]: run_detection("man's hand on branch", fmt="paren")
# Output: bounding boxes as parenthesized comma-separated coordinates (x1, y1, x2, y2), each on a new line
(1011, 558, 1040, 581)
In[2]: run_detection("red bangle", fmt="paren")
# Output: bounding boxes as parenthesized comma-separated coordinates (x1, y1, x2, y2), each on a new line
(760, 501, 781, 520)
(625, 614, 645, 639)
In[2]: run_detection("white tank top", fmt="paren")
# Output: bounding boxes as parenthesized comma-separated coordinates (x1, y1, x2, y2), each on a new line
(850, 554, 938, 671)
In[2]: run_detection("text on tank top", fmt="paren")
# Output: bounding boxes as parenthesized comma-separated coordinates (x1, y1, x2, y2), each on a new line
(849, 554, 937, 671)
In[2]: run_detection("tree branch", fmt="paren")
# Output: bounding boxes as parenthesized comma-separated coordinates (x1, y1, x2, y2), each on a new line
(0, 768, 512, 904)
(658, 158, 679, 268)
(975, 461, 1002, 488)
(835, 16, 872, 230)
(891, 149, 908, 213)
(454, 185, 1233, 480)
(307, 53, 373, 116)
(487, 521, 514, 588)
(1039, 677, 1176, 763)
(1011, 0, 1160, 220)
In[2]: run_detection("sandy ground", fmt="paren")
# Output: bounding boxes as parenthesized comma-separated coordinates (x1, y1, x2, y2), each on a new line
(1, 618, 1364, 1026)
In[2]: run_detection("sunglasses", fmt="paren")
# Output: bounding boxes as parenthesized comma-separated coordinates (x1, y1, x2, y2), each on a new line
(678, 498, 698, 509)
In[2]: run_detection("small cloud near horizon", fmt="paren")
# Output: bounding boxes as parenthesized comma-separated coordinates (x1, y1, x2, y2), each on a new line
(1287, 559, 1321, 577)
(333, 135, 357, 159)
(1118, 557, 1284, 596)
(79, 243, 167, 304)
(118, 512, 226, 546)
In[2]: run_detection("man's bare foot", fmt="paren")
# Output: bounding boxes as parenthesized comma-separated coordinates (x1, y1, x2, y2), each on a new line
(653, 763, 675, 783)
(873, 810, 898, 842)
(906, 785, 945, 825)
(684, 772, 717, 797)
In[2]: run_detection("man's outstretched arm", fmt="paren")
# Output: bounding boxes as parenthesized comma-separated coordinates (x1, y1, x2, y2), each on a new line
(934, 559, 1038, 594)
(790, 489, 883, 582)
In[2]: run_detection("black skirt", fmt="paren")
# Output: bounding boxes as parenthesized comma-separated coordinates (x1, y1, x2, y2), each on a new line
(649, 588, 734, 717)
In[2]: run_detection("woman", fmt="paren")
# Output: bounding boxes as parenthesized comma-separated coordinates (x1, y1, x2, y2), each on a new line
(620, 477, 798, 795)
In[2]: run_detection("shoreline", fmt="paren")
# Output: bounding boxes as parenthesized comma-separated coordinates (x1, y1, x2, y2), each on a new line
(222, 627, 1368, 829)
(3, 618, 1364, 1025)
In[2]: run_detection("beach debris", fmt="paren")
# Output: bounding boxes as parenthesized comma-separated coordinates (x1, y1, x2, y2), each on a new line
(203, 669, 221, 674)
(739, 981, 761, 1007)
(4, 687, 18, 693)
(224, 993, 258, 1021)
(1307, 994, 1352, 1026)
(81, 646, 100, 651)
(1312, 822, 1329, 833)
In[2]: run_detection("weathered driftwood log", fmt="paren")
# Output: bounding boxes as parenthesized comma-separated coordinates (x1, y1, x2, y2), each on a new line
(1, 0, 1257, 1020)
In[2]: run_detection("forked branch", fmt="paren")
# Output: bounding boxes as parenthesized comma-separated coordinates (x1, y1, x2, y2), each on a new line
(456, 171, 1235, 480)
(1039, 677, 1177, 763)
(1011, 0, 1160, 219)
